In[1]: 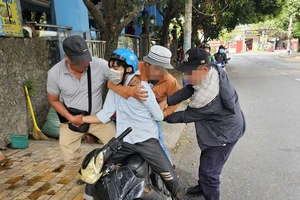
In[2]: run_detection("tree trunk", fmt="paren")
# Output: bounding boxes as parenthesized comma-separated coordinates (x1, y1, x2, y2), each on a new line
(183, 0, 192, 52)
(104, 32, 119, 61)
(159, 16, 172, 47)
(192, 30, 200, 46)
(287, 15, 293, 54)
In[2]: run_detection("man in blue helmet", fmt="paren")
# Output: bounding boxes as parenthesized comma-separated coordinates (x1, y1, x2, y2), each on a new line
(79, 48, 182, 200)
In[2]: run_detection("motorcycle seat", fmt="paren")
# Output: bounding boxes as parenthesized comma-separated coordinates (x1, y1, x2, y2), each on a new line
(122, 153, 148, 178)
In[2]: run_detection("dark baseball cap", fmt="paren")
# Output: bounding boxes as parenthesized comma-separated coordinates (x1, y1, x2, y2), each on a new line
(63, 35, 92, 62)
(177, 47, 210, 72)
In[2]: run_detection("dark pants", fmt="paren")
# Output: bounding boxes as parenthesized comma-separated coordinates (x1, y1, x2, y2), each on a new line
(198, 140, 238, 200)
(111, 138, 181, 197)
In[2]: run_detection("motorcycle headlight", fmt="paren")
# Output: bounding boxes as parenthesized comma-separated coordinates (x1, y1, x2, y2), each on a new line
(78, 151, 104, 184)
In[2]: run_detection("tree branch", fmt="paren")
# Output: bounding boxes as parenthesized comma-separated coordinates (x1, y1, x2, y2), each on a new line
(144, 0, 164, 6)
(156, 1, 165, 17)
(82, 0, 109, 32)
(117, 6, 142, 32)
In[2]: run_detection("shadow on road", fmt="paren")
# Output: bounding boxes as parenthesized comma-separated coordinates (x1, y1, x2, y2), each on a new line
(175, 167, 205, 200)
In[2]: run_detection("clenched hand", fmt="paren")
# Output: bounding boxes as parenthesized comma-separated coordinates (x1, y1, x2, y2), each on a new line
(69, 114, 84, 126)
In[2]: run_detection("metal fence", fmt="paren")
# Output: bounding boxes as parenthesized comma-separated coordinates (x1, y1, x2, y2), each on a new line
(118, 34, 140, 58)
(86, 40, 106, 59)
(87, 35, 160, 59)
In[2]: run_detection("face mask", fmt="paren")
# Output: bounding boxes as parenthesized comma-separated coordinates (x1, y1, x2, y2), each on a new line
(206, 49, 210, 53)
(219, 49, 225, 53)
(109, 68, 122, 84)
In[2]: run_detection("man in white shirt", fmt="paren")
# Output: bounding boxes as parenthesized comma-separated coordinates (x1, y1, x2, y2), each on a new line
(47, 35, 115, 171)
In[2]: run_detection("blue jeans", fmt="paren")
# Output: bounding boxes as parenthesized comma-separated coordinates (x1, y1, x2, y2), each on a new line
(183, 79, 188, 87)
(157, 122, 172, 165)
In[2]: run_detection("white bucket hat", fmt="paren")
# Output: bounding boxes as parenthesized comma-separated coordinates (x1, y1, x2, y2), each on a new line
(143, 45, 173, 69)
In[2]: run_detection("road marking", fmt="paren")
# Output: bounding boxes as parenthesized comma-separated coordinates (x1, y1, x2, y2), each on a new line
(295, 78, 300, 82)
(280, 72, 287, 75)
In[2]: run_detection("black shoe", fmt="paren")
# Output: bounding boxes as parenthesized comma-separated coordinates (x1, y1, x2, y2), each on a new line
(186, 185, 203, 194)
(172, 189, 187, 200)
(76, 179, 86, 185)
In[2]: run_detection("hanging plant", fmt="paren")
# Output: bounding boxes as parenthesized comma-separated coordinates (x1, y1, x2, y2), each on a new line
(149, 15, 156, 24)
(24, 80, 34, 97)
(136, 14, 148, 27)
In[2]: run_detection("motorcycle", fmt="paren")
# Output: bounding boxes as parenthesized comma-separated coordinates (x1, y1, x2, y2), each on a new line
(78, 127, 173, 200)
(217, 57, 231, 68)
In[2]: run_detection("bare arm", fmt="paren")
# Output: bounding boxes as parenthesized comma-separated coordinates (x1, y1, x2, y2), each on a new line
(47, 93, 83, 126)
(83, 90, 116, 124)
(82, 115, 103, 124)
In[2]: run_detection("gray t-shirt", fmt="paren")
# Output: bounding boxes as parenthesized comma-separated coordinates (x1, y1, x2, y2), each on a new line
(47, 57, 110, 114)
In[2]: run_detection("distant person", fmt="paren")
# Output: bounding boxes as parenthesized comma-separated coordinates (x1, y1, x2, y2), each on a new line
(125, 21, 135, 35)
(214, 45, 228, 66)
(282, 42, 287, 50)
(177, 46, 184, 63)
(149, 26, 155, 38)
(201, 43, 216, 62)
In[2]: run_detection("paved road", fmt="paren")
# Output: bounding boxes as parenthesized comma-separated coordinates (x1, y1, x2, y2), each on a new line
(171, 51, 300, 200)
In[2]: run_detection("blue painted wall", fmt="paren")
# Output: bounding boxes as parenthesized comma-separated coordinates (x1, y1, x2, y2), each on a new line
(131, 5, 163, 36)
(51, 0, 89, 32)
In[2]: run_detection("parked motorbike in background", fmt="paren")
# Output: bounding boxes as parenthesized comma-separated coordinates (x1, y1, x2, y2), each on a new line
(78, 127, 173, 200)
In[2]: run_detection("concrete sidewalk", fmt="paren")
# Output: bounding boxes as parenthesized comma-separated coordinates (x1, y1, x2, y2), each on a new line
(0, 104, 187, 200)
(0, 140, 96, 200)
(279, 52, 300, 60)
(162, 100, 188, 149)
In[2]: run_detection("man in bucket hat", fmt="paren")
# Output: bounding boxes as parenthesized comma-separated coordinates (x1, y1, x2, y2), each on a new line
(108, 45, 181, 165)
(159, 47, 246, 200)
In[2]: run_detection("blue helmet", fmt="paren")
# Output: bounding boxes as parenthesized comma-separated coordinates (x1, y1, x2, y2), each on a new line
(110, 48, 138, 72)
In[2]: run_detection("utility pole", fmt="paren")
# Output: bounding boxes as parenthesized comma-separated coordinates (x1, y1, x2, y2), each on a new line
(183, 0, 192, 53)
(287, 15, 293, 54)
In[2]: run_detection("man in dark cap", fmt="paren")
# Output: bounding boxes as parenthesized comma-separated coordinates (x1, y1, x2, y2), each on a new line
(47, 35, 115, 172)
(159, 47, 246, 200)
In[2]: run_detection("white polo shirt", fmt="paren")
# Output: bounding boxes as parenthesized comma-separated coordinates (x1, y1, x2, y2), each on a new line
(47, 57, 110, 114)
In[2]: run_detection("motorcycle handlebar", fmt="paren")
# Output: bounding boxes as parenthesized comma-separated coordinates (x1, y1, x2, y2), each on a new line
(116, 127, 133, 141)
